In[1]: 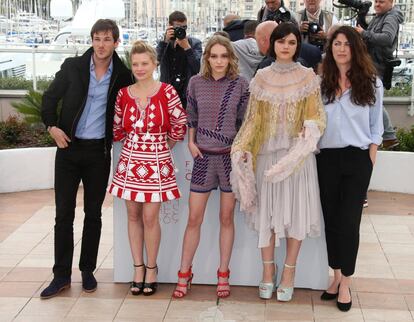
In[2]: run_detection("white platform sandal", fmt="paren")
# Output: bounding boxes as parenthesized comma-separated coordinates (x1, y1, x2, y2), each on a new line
(259, 260, 277, 299)
(276, 263, 296, 302)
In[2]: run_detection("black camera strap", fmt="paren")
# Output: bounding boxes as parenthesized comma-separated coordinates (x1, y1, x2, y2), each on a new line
(394, 28, 399, 59)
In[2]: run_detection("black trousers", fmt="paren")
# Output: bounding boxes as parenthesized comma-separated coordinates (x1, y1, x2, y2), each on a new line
(316, 147, 373, 277)
(53, 140, 110, 278)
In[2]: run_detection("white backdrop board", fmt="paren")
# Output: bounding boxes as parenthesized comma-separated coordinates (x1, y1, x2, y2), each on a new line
(112, 140, 329, 289)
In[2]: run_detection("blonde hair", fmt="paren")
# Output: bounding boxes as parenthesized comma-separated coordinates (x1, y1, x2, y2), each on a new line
(201, 35, 239, 80)
(130, 40, 158, 64)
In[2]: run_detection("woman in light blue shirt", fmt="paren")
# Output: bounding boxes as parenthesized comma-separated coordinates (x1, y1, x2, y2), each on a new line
(317, 26, 383, 312)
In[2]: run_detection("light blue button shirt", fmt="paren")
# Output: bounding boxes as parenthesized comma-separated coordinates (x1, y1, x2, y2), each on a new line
(75, 58, 113, 139)
(318, 78, 384, 150)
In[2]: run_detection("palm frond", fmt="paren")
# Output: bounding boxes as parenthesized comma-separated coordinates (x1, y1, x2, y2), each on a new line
(11, 90, 43, 124)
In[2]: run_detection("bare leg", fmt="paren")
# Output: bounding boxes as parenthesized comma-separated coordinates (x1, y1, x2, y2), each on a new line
(326, 269, 342, 294)
(261, 234, 276, 282)
(142, 202, 161, 293)
(174, 191, 210, 296)
(338, 275, 352, 303)
(125, 200, 145, 292)
(279, 238, 302, 287)
(217, 191, 236, 297)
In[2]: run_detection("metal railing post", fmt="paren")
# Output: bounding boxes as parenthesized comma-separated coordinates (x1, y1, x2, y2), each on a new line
(409, 67, 414, 117)
(32, 47, 37, 91)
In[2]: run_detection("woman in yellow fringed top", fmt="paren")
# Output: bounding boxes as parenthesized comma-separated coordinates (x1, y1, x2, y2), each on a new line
(231, 23, 326, 302)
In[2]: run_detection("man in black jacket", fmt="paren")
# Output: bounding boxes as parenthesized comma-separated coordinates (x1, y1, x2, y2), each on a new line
(40, 19, 133, 299)
(156, 11, 202, 108)
(223, 14, 252, 42)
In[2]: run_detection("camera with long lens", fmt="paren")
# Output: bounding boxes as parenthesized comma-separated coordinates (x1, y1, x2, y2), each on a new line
(335, 0, 372, 28)
(338, 0, 371, 11)
(382, 58, 401, 90)
(172, 26, 187, 40)
(265, 7, 292, 23)
(338, 0, 372, 12)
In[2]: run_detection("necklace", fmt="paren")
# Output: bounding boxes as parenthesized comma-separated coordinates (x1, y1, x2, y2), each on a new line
(130, 82, 160, 141)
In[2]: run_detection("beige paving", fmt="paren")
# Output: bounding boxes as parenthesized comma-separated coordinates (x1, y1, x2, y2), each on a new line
(0, 189, 413, 321)
(18, 297, 77, 318)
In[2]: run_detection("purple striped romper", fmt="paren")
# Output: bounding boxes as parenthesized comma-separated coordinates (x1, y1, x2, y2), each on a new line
(186, 74, 249, 192)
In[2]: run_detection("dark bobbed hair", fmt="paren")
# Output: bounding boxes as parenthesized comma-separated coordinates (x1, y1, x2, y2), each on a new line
(90, 19, 119, 42)
(268, 22, 301, 61)
(169, 11, 187, 25)
(321, 26, 377, 106)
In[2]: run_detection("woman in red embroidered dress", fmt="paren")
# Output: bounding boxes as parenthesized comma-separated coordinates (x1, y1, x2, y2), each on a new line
(108, 41, 187, 296)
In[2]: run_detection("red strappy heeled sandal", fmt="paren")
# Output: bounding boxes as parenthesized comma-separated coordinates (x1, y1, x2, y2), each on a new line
(172, 266, 193, 298)
(217, 269, 230, 298)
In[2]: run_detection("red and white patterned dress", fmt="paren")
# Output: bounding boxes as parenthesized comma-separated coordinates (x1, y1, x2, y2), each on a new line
(108, 83, 187, 202)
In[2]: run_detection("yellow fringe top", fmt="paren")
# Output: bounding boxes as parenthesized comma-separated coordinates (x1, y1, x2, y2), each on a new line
(231, 62, 326, 169)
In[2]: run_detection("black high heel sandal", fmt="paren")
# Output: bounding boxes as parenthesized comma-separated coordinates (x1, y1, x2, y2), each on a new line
(143, 265, 158, 296)
(130, 263, 146, 296)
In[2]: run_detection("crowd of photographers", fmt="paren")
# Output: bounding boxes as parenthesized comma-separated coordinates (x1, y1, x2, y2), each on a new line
(157, 0, 403, 149)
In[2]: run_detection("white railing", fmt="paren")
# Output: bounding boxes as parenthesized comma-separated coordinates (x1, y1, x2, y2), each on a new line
(1, 44, 414, 118)
(0, 44, 133, 90)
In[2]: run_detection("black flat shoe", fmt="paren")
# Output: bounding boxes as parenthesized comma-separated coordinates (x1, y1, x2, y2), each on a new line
(143, 265, 158, 296)
(337, 300, 352, 311)
(337, 288, 352, 312)
(131, 263, 146, 296)
(321, 290, 338, 301)
(321, 283, 339, 301)
(40, 277, 71, 299)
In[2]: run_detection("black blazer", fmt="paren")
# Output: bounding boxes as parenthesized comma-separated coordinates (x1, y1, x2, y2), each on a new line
(41, 47, 134, 151)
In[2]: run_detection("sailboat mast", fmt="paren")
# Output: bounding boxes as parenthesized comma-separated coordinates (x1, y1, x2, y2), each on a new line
(155, 0, 158, 41)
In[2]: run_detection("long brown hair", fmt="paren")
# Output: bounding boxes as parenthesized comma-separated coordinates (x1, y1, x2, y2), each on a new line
(321, 26, 377, 106)
(201, 35, 239, 80)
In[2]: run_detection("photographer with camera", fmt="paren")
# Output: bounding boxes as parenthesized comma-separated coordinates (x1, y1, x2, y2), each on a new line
(297, 0, 338, 51)
(355, 0, 403, 81)
(157, 11, 202, 108)
(258, 0, 298, 24)
(355, 0, 403, 149)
